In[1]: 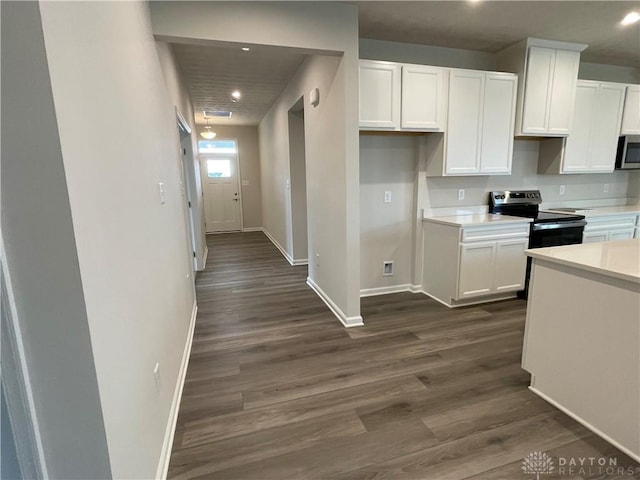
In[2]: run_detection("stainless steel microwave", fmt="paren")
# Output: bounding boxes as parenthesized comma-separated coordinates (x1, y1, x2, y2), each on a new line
(616, 135, 640, 170)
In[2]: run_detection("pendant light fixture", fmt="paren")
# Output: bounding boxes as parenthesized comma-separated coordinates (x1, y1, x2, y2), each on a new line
(200, 117, 216, 140)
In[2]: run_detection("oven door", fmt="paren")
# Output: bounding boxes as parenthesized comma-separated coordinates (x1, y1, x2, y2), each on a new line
(529, 220, 587, 248)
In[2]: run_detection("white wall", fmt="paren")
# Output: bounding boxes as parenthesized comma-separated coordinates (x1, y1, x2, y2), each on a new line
(37, 2, 196, 478)
(195, 125, 263, 230)
(150, 1, 362, 323)
(156, 41, 207, 269)
(1, 2, 111, 477)
(360, 38, 496, 70)
(360, 135, 417, 292)
(422, 140, 638, 210)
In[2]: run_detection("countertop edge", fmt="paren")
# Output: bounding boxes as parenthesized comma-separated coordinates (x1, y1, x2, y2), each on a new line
(527, 248, 640, 285)
(423, 215, 533, 227)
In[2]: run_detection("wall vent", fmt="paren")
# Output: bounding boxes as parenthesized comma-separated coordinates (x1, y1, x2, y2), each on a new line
(203, 110, 232, 118)
(383, 261, 394, 276)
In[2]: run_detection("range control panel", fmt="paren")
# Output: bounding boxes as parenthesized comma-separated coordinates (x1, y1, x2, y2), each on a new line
(490, 190, 542, 205)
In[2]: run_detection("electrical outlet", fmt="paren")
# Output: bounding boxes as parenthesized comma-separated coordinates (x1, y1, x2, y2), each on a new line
(559, 185, 565, 196)
(384, 191, 392, 203)
(603, 183, 609, 193)
(457, 189, 465, 201)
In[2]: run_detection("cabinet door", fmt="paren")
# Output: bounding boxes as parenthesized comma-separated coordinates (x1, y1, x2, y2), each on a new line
(493, 239, 528, 292)
(457, 241, 496, 299)
(621, 85, 640, 135)
(590, 83, 626, 172)
(609, 229, 635, 241)
(562, 82, 597, 172)
(522, 47, 555, 134)
(547, 49, 580, 135)
(480, 73, 517, 174)
(583, 231, 609, 243)
(359, 61, 401, 129)
(401, 65, 446, 131)
(445, 70, 484, 175)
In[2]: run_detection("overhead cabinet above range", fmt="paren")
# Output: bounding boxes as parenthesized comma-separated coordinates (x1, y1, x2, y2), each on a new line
(621, 84, 640, 135)
(497, 38, 587, 137)
(538, 80, 626, 174)
(359, 60, 447, 131)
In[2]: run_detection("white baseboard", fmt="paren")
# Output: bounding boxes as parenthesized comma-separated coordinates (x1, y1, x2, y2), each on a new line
(409, 284, 422, 293)
(306, 277, 364, 328)
(292, 258, 309, 266)
(155, 301, 198, 479)
(242, 227, 263, 232)
(360, 284, 412, 297)
(200, 245, 208, 270)
(261, 228, 295, 266)
(529, 386, 640, 464)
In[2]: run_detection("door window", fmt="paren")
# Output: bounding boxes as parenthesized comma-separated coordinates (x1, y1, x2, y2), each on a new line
(206, 159, 231, 178)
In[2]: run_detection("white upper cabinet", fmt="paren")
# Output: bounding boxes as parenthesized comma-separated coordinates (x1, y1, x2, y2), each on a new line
(359, 60, 446, 131)
(621, 85, 640, 134)
(426, 69, 517, 176)
(401, 65, 447, 131)
(359, 60, 401, 129)
(521, 47, 580, 136)
(480, 73, 518, 174)
(497, 39, 586, 137)
(445, 69, 484, 174)
(538, 80, 626, 174)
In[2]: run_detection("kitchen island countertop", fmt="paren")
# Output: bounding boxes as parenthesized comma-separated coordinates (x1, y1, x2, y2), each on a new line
(526, 238, 640, 284)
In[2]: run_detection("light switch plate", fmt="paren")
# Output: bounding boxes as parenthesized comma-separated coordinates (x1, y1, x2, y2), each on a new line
(158, 182, 166, 204)
(384, 191, 392, 203)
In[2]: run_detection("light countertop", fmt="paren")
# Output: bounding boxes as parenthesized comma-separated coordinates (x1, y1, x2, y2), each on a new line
(527, 239, 640, 284)
(545, 205, 640, 217)
(423, 213, 532, 227)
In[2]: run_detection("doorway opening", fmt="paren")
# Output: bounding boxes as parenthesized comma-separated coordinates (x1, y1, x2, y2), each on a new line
(287, 97, 308, 264)
(199, 139, 243, 233)
(176, 118, 198, 270)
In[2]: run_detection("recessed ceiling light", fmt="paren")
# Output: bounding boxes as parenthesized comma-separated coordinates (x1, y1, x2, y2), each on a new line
(621, 11, 640, 25)
(231, 90, 241, 102)
(241, 47, 250, 52)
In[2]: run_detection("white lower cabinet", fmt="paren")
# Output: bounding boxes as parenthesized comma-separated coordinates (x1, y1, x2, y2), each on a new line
(422, 220, 530, 307)
(458, 241, 495, 298)
(494, 239, 530, 292)
(582, 214, 637, 243)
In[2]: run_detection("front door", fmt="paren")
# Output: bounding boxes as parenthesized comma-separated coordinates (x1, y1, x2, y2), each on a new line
(201, 155, 242, 232)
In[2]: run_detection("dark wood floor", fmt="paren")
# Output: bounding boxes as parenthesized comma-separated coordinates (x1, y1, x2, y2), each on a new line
(168, 232, 639, 480)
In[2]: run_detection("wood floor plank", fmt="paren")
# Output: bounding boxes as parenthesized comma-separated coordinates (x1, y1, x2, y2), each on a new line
(167, 231, 639, 479)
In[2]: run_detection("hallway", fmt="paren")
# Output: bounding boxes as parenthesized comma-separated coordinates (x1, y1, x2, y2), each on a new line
(168, 232, 638, 479)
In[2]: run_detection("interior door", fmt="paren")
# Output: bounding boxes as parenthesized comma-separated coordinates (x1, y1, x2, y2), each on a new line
(201, 155, 242, 232)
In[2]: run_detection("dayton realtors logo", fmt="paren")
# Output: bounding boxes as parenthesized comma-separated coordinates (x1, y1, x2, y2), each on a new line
(522, 452, 555, 479)
(522, 452, 640, 478)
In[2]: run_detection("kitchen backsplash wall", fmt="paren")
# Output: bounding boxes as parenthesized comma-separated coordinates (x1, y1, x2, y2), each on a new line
(360, 135, 418, 292)
(424, 139, 639, 210)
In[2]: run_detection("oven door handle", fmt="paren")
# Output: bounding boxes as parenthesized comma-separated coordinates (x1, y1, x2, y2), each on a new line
(532, 220, 587, 231)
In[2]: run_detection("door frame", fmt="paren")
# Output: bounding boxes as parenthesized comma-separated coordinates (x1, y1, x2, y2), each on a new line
(175, 108, 198, 270)
(199, 138, 244, 233)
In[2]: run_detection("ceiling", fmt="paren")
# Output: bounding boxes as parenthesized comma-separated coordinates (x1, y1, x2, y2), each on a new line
(357, 1, 640, 66)
(172, 43, 307, 126)
(173, 1, 639, 127)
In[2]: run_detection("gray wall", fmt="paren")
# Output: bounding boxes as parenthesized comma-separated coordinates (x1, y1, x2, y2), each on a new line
(151, 1, 363, 322)
(156, 41, 208, 269)
(1, 2, 112, 477)
(360, 135, 417, 292)
(196, 125, 263, 230)
(35, 1, 196, 477)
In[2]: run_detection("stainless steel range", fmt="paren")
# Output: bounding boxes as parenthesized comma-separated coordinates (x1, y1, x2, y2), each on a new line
(489, 190, 587, 298)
